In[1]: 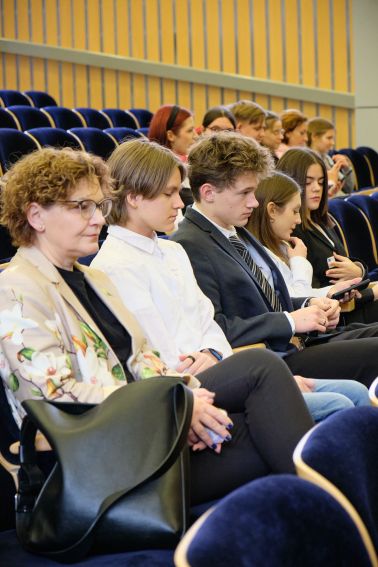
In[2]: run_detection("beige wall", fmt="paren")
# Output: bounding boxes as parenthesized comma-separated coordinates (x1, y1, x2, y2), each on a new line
(0, 0, 354, 147)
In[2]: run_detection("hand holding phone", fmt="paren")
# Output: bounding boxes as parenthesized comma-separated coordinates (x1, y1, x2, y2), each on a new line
(330, 278, 370, 301)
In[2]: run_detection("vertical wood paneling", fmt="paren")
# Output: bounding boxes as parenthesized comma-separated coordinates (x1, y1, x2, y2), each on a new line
(0, 0, 354, 146)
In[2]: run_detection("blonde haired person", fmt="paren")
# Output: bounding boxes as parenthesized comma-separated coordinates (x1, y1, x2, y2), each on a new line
(228, 100, 266, 142)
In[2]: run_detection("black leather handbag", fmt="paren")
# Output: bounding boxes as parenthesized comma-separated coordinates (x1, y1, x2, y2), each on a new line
(15, 377, 193, 563)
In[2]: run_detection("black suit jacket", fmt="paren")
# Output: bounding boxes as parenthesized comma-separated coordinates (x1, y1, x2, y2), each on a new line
(172, 207, 305, 352)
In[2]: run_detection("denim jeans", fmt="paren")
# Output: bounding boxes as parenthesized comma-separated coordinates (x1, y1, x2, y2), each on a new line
(302, 379, 370, 422)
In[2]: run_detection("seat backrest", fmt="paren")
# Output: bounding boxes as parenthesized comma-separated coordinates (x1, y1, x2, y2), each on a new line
(356, 146, 378, 187)
(137, 126, 149, 137)
(337, 148, 372, 189)
(23, 90, 57, 108)
(328, 198, 378, 272)
(25, 127, 82, 150)
(0, 90, 31, 107)
(347, 193, 378, 247)
(104, 127, 144, 143)
(5, 106, 52, 130)
(294, 406, 378, 564)
(74, 108, 112, 129)
(128, 108, 153, 128)
(175, 475, 372, 567)
(41, 106, 84, 129)
(0, 108, 19, 129)
(68, 127, 117, 160)
(0, 129, 38, 175)
(101, 108, 139, 129)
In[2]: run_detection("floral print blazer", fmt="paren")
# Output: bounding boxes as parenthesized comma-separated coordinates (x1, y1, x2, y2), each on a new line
(0, 246, 196, 426)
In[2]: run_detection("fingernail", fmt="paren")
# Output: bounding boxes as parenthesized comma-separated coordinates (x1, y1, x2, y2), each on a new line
(211, 443, 217, 450)
(225, 435, 232, 442)
(226, 423, 233, 430)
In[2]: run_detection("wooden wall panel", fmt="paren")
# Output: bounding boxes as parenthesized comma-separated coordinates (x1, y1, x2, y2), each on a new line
(0, 0, 355, 146)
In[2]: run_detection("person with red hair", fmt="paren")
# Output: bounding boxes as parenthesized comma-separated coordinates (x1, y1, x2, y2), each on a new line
(148, 104, 198, 162)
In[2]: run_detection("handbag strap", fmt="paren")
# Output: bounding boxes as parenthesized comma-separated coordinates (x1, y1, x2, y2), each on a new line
(17, 380, 193, 562)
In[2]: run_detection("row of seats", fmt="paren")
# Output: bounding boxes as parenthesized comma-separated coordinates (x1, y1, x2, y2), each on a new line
(328, 193, 378, 280)
(335, 146, 378, 190)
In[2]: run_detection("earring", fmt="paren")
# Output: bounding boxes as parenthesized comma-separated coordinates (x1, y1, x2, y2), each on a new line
(39, 225, 44, 230)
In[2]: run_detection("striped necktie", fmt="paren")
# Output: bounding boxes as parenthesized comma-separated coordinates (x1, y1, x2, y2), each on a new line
(229, 235, 283, 312)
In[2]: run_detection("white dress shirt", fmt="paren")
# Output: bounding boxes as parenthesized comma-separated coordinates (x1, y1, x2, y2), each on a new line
(92, 225, 233, 369)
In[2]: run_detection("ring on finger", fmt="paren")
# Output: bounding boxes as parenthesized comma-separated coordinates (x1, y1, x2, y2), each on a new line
(186, 355, 196, 364)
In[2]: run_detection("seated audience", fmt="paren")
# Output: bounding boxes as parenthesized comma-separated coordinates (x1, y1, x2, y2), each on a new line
(93, 139, 369, 421)
(201, 106, 236, 134)
(277, 109, 308, 158)
(277, 147, 378, 324)
(0, 147, 315, 504)
(148, 104, 197, 162)
(172, 132, 378, 387)
(260, 110, 283, 164)
(307, 117, 354, 196)
(228, 100, 266, 143)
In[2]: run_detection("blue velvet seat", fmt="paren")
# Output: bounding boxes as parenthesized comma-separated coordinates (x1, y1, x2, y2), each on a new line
(104, 127, 144, 144)
(337, 148, 372, 190)
(24, 90, 57, 108)
(101, 108, 139, 129)
(68, 127, 117, 159)
(175, 475, 372, 566)
(0, 89, 31, 107)
(25, 127, 82, 150)
(0, 108, 19, 129)
(0, 128, 38, 175)
(74, 108, 113, 129)
(294, 406, 378, 565)
(42, 106, 85, 129)
(347, 193, 378, 248)
(356, 146, 378, 187)
(137, 126, 149, 137)
(5, 105, 52, 130)
(328, 197, 378, 280)
(128, 108, 153, 128)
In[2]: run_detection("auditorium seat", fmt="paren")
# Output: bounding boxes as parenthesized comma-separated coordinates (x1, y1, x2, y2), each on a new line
(0, 89, 31, 107)
(74, 108, 113, 129)
(102, 108, 139, 129)
(0, 108, 19, 129)
(24, 90, 57, 108)
(175, 475, 372, 566)
(294, 406, 378, 565)
(128, 108, 153, 128)
(337, 148, 372, 190)
(137, 126, 149, 136)
(328, 198, 378, 280)
(347, 193, 378, 248)
(104, 127, 144, 144)
(41, 106, 85, 129)
(68, 127, 117, 159)
(0, 129, 38, 175)
(5, 106, 52, 130)
(356, 146, 378, 187)
(25, 127, 82, 150)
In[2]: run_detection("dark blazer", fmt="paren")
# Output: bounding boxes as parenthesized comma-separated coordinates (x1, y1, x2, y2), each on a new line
(172, 207, 305, 352)
(293, 223, 368, 288)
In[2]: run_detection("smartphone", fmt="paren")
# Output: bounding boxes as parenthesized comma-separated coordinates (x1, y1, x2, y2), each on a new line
(330, 279, 370, 301)
(339, 167, 353, 182)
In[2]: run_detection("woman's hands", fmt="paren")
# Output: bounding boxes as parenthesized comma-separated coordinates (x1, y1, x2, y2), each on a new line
(327, 277, 362, 302)
(188, 389, 233, 454)
(325, 252, 363, 282)
(287, 237, 307, 259)
(293, 375, 315, 393)
(176, 350, 218, 375)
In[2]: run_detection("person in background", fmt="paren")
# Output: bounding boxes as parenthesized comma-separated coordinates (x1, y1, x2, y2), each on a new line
(277, 147, 378, 324)
(307, 117, 355, 196)
(277, 109, 308, 158)
(260, 110, 284, 164)
(0, 146, 316, 505)
(228, 100, 266, 143)
(201, 106, 236, 135)
(148, 104, 198, 162)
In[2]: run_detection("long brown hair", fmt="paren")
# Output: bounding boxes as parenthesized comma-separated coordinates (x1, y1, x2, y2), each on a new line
(277, 147, 330, 230)
(247, 171, 301, 262)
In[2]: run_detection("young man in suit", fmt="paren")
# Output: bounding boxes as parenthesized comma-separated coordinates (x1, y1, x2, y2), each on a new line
(172, 132, 378, 387)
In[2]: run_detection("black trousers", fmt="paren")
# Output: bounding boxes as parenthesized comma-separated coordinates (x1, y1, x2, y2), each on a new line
(285, 322, 378, 386)
(190, 349, 313, 504)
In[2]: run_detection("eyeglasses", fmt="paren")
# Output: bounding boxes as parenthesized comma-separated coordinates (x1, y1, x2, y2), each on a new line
(57, 198, 113, 220)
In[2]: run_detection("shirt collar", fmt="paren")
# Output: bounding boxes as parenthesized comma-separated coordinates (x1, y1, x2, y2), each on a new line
(107, 225, 162, 256)
(191, 203, 237, 238)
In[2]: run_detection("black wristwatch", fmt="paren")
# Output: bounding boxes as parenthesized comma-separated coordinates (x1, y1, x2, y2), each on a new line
(201, 348, 223, 361)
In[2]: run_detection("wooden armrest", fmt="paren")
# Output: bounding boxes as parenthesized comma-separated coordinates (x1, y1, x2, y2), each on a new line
(233, 343, 266, 353)
(340, 299, 355, 312)
(0, 452, 19, 489)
